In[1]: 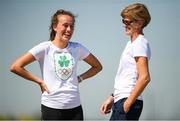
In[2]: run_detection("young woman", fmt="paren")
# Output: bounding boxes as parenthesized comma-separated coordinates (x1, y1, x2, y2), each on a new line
(10, 9, 102, 120)
(100, 3, 151, 120)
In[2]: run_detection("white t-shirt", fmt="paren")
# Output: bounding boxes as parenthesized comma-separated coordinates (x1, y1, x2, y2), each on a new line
(114, 35, 151, 103)
(29, 41, 90, 109)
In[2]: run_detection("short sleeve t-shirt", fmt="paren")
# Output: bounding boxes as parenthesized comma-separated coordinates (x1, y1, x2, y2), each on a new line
(29, 41, 90, 109)
(114, 35, 151, 102)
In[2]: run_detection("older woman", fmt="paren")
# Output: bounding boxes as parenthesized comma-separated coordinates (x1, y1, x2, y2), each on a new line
(100, 3, 151, 120)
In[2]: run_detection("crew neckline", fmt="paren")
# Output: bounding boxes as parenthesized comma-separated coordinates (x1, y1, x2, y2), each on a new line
(50, 41, 70, 50)
(131, 34, 143, 43)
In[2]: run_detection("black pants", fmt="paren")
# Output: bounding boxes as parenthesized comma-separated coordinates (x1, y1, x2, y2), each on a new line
(41, 104, 83, 120)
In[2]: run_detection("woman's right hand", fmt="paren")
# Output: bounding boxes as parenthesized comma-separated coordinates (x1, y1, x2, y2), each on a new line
(100, 96, 114, 114)
(39, 81, 50, 94)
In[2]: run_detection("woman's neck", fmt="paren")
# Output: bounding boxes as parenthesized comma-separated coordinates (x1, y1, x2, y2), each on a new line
(130, 31, 143, 42)
(52, 38, 68, 49)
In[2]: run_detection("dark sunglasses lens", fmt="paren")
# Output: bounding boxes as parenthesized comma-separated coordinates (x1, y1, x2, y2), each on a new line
(122, 19, 132, 25)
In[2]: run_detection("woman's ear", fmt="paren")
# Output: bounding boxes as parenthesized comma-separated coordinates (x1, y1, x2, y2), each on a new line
(53, 25, 57, 32)
(137, 20, 144, 28)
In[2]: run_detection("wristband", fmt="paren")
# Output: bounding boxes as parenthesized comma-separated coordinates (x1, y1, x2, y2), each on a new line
(78, 76, 83, 83)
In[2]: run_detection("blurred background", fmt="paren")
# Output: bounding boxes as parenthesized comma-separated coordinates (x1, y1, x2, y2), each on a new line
(0, 0, 180, 120)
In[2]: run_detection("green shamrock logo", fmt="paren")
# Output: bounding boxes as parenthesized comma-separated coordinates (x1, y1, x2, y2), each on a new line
(58, 56, 70, 67)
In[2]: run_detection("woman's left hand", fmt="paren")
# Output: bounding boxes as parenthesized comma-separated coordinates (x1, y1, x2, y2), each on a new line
(123, 99, 131, 113)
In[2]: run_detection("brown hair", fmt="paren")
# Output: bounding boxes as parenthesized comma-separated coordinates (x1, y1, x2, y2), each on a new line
(121, 3, 151, 28)
(49, 9, 76, 41)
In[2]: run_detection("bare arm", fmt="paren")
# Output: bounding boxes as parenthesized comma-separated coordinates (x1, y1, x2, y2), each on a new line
(78, 53, 102, 82)
(10, 52, 49, 93)
(100, 95, 114, 114)
(123, 56, 150, 113)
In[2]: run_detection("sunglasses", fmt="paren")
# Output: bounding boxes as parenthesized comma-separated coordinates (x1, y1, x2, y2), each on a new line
(122, 19, 136, 26)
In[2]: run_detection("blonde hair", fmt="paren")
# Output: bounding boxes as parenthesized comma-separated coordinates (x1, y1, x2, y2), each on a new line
(121, 3, 151, 27)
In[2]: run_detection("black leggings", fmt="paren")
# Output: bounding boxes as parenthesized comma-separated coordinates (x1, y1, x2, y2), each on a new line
(41, 104, 83, 120)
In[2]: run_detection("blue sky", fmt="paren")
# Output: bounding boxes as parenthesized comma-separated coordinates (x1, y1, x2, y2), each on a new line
(0, 0, 180, 120)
